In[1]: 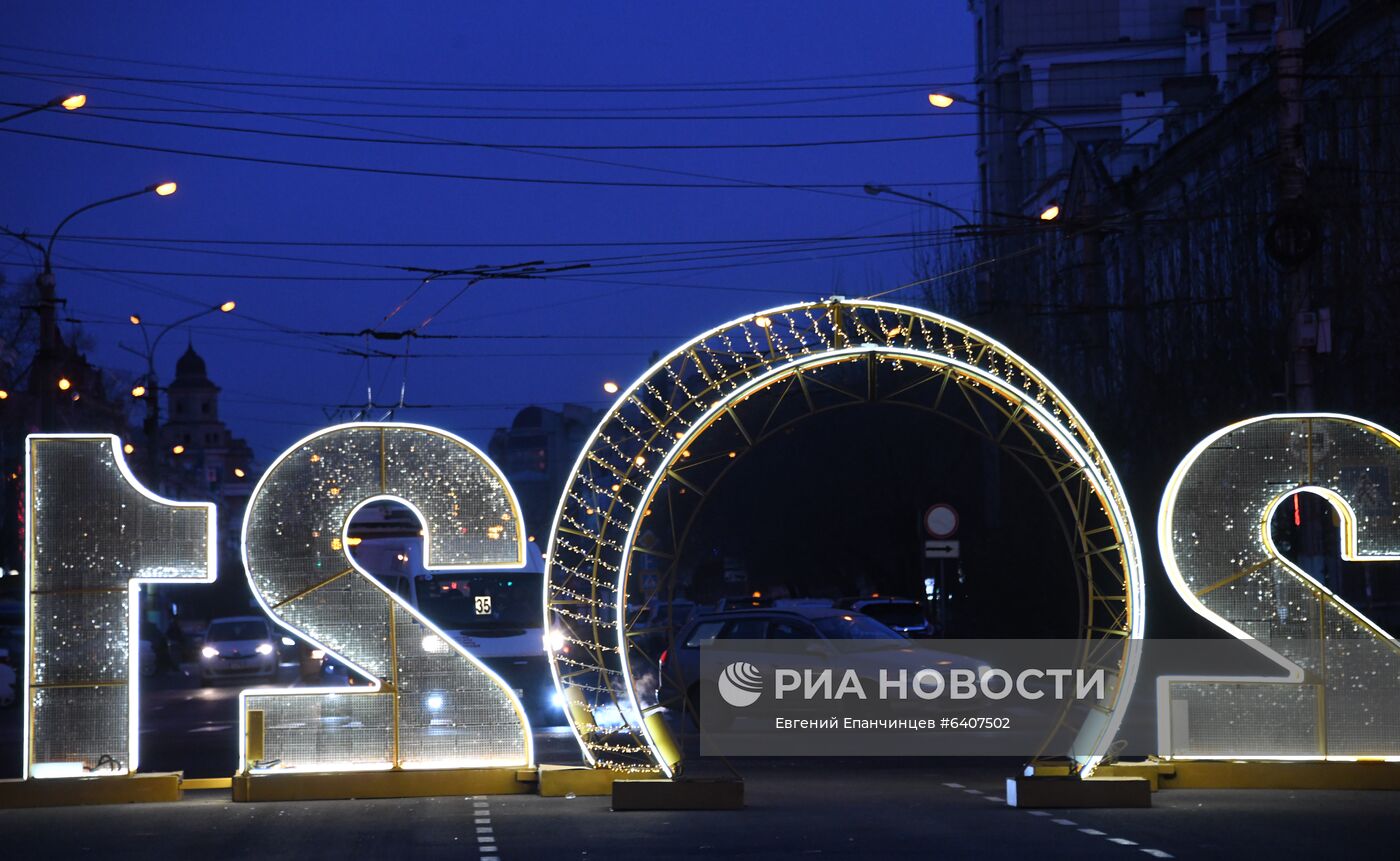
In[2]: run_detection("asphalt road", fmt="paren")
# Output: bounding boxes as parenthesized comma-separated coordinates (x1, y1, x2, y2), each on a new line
(1, 757, 1399, 859)
(3, 674, 1400, 859)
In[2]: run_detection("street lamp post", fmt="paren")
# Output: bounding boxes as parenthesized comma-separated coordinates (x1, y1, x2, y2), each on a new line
(28, 182, 178, 430)
(928, 91, 1078, 222)
(0, 93, 85, 125)
(124, 301, 236, 488)
(862, 184, 975, 227)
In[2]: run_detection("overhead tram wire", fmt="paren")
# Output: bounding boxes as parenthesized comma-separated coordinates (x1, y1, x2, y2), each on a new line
(50, 228, 966, 273)
(0, 73, 951, 210)
(0, 41, 977, 87)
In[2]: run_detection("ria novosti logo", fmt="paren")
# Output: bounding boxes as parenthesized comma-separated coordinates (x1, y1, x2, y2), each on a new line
(717, 661, 764, 707)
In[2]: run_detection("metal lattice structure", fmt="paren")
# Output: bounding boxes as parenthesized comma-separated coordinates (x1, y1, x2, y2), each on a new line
(1159, 414, 1400, 758)
(544, 299, 1146, 777)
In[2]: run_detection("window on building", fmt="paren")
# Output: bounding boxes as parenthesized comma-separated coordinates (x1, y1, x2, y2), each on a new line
(201, 402, 211, 415)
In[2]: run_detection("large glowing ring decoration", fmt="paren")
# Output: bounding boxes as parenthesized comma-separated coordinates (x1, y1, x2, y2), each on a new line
(544, 299, 1146, 777)
(239, 423, 532, 773)
(1158, 413, 1400, 759)
(23, 434, 215, 778)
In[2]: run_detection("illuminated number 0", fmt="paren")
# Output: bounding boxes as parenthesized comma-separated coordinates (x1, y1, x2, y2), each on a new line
(24, 435, 215, 778)
(1158, 414, 1400, 759)
(239, 423, 531, 773)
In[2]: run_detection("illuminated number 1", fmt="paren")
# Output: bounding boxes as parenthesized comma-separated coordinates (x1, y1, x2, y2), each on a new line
(24, 435, 215, 778)
(239, 423, 530, 773)
(1158, 414, 1400, 759)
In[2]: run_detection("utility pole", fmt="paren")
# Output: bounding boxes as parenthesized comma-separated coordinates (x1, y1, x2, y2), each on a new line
(1277, 3, 1314, 411)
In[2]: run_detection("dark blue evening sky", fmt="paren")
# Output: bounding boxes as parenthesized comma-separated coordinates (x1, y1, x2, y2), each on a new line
(2, 2, 977, 460)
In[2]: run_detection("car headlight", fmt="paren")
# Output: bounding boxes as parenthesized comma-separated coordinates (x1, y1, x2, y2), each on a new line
(256, 643, 274, 655)
(281, 636, 295, 647)
(310, 649, 325, 660)
(201, 646, 219, 659)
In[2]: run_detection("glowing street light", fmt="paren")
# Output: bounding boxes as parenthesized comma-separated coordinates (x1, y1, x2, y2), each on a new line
(123, 443, 135, 454)
(154, 181, 177, 197)
(57, 377, 72, 391)
(172, 445, 185, 455)
(220, 300, 236, 312)
(927, 92, 956, 108)
(603, 380, 620, 394)
(131, 385, 147, 398)
(129, 314, 141, 325)
(1, 93, 87, 124)
(1039, 203, 1061, 222)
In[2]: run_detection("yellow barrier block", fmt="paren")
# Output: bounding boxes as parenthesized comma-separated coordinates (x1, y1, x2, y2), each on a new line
(1161, 760, 1400, 790)
(0, 772, 182, 808)
(232, 766, 532, 802)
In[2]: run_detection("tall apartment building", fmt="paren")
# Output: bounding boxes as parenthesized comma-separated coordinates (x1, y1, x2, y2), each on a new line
(967, 0, 1276, 221)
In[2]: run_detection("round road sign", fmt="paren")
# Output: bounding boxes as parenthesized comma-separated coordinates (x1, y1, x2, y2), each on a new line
(924, 503, 959, 539)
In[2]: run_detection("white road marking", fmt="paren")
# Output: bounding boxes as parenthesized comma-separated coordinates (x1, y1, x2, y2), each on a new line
(1027, 810, 1053, 817)
(1140, 850, 1173, 858)
(1051, 818, 1076, 826)
(1108, 837, 1139, 846)
(1078, 828, 1106, 836)
(963, 789, 983, 795)
(943, 782, 964, 788)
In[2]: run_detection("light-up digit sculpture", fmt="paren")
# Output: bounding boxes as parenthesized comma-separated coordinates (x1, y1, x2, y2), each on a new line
(24, 434, 215, 778)
(239, 423, 531, 773)
(1159, 414, 1400, 758)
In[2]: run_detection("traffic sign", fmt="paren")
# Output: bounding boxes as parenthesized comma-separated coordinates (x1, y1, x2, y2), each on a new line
(924, 539, 960, 559)
(924, 503, 959, 539)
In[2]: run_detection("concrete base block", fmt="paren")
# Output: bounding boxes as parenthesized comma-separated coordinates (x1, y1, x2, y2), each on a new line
(1006, 775, 1151, 809)
(612, 777, 744, 811)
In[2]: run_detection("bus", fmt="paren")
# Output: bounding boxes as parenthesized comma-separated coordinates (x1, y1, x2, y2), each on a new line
(347, 503, 559, 723)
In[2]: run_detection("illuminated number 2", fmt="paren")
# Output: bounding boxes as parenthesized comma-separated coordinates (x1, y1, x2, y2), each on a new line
(239, 423, 531, 773)
(24, 435, 215, 778)
(1158, 414, 1400, 759)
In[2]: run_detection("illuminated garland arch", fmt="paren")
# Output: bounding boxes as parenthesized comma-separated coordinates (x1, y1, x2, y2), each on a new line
(544, 299, 1146, 777)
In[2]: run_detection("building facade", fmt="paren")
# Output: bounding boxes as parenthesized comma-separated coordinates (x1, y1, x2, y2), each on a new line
(488, 403, 604, 542)
(158, 344, 257, 556)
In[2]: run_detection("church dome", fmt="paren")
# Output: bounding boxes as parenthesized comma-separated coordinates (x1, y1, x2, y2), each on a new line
(169, 343, 215, 389)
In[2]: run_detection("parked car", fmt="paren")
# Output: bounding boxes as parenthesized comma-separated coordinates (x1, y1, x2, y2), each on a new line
(836, 596, 936, 638)
(199, 616, 278, 685)
(714, 595, 773, 611)
(660, 606, 984, 723)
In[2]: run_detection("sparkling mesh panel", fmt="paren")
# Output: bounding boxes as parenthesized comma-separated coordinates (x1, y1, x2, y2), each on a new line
(384, 429, 522, 568)
(393, 603, 527, 767)
(31, 593, 128, 685)
(31, 686, 129, 771)
(245, 692, 393, 770)
(242, 424, 528, 771)
(27, 436, 211, 775)
(1163, 416, 1400, 756)
(278, 575, 391, 679)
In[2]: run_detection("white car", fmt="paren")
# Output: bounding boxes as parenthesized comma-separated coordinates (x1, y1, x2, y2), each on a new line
(199, 616, 278, 685)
